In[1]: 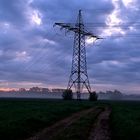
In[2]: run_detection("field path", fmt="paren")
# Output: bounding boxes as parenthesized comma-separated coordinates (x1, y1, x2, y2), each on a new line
(26, 106, 111, 140)
(88, 107, 111, 140)
(26, 107, 98, 140)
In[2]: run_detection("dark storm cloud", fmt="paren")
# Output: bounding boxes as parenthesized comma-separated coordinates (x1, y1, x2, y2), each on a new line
(0, 0, 140, 93)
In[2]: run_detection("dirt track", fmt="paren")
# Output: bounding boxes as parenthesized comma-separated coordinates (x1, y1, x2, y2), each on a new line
(88, 107, 111, 140)
(26, 106, 111, 140)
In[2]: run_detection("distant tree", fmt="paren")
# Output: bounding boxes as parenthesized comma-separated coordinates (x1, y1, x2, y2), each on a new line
(89, 91, 98, 101)
(19, 88, 26, 92)
(62, 89, 73, 100)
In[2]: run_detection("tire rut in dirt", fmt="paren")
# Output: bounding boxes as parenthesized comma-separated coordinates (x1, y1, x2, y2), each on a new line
(88, 107, 111, 140)
(26, 107, 101, 140)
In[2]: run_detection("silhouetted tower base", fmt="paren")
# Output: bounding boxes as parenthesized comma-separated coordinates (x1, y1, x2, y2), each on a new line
(55, 10, 100, 99)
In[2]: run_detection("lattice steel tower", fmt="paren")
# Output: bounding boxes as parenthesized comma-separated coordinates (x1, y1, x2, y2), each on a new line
(55, 10, 100, 99)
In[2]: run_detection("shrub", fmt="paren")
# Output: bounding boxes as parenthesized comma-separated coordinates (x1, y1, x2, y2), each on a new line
(89, 91, 98, 101)
(62, 89, 73, 100)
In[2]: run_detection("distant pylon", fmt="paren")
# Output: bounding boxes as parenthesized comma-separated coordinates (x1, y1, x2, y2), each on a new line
(54, 10, 101, 99)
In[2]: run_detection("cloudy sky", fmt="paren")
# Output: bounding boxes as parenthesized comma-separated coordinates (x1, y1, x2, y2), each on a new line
(0, 0, 140, 94)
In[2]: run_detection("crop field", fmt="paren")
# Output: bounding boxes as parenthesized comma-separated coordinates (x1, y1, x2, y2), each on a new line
(0, 99, 140, 140)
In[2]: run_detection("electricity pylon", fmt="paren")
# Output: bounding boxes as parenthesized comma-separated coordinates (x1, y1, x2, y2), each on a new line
(54, 10, 101, 99)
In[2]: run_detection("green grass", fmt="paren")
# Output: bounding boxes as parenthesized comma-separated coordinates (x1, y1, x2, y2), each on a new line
(0, 99, 140, 140)
(0, 99, 96, 140)
(110, 101, 140, 140)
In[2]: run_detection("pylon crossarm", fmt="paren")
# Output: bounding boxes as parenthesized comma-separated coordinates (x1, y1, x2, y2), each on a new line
(54, 23, 102, 39)
(69, 27, 79, 32)
(54, 23, 75, 31)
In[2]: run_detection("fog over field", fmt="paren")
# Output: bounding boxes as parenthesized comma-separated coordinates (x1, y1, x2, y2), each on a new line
(0, 92, 140, 100)
(0, 92, 88, 99)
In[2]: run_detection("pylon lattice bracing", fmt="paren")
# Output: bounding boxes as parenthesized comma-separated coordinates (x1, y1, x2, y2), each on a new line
(55, 10, 100, 99)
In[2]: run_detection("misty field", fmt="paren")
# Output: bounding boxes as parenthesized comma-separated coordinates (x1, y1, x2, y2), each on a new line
(0, 99, 139, 140)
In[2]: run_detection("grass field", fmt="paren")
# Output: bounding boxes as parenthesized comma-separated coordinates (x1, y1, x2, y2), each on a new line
(110, 101, 140, 140)
(0, 99, 96, 140)
(0, 99, 140, 140)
